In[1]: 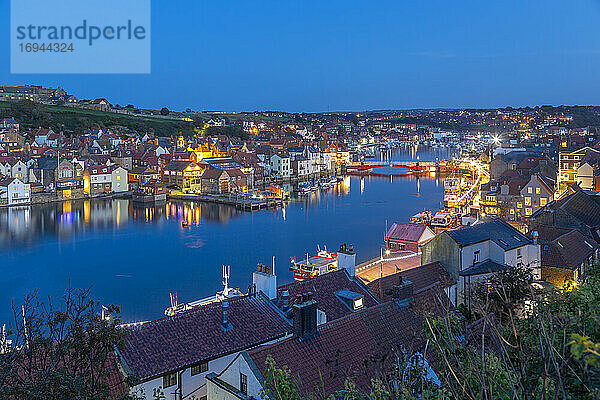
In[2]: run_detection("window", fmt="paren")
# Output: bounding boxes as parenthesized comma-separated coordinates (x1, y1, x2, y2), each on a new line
(517, 202, 522, 209)
(524, 197, 531, 206)
(535, 187, 541, 194)
(540, 197, 547, 206)
(525, 208, 532, 216)
(527, 187, 532, 194)
(473, 250, 480, 263)
(163, 372, 177, 388)
(191, 362, 208, 376)
(240, 373, 248, 395)
(517, 248, 522, 259)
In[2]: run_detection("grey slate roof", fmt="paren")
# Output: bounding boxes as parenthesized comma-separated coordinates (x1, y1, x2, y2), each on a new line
(446, 219, 532, 250)
(36, 157, 58, 170)
(460, 259, 511, 276)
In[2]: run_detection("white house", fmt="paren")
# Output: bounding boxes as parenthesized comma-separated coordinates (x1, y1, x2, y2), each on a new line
(111, 166, 129, 193)
(304, 146, 321, 175)
(291, 156, 310, 179)
(421, 219, 541, 306)
(320, 151, 334, 172)
(0, 177, 30, 205)
(270, 153, 291, 179)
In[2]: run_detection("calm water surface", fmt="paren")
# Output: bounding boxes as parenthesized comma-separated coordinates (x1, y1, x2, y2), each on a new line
(0, 147, 455, 323)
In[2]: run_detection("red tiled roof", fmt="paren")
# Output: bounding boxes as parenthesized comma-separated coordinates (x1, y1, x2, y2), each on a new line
(385, 223, 428, 243)
(276, 270, 379, 322)
(367, 262, 455, 304)
(120, 295, 290, 381)
(248, 302, 425, 398)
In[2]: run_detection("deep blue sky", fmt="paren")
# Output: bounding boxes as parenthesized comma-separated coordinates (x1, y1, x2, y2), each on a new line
(1, 0, 600, 112)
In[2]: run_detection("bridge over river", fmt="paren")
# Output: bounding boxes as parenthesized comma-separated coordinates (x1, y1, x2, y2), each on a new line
(345, 160, 439, 172)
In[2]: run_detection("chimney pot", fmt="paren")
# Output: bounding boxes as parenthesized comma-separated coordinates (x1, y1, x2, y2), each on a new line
(282, 290, 290, 311)
(221, 300, 232, 331)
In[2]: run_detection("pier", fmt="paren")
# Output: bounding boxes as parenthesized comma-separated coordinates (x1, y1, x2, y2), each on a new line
(168, 192, 284, 211)
(355, 251, 421, 283)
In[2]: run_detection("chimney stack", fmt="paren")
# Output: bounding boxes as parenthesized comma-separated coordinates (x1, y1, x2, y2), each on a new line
(337, 243, 356, 277)
(391, 277, 414, 308)
(221, 301, 232, 331)
(281, 290, 290, 312)
(253, 261, 277, 300)
(292, 292, 317, 340)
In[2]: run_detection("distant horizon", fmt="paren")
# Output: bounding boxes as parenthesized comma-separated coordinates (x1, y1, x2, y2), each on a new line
(3, 80, 600, 115)
(2, 1, 599, 113)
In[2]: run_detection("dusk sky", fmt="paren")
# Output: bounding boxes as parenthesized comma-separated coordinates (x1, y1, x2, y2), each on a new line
(1, 0, 600, 112)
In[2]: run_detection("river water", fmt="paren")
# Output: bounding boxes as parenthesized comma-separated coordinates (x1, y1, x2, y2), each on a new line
(0, 146, 455, 323)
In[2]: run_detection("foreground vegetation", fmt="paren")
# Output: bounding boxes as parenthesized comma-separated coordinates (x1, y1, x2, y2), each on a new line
(263, 264, 600, 399)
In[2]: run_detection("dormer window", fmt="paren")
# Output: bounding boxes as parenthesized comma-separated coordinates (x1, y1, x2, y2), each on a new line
(335, 289, 365, 311)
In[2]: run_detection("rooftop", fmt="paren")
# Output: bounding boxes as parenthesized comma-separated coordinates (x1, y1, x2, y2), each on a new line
(446, 219, 532, 251)
(119, 294, 290, 381)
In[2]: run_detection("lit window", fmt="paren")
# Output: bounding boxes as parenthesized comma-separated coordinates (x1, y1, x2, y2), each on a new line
(528, 187, 532, 194)
(535, 187, 540, 194)
(163, 372, 177, 388)
(517, 248, 522, 258)
(191, 362, 208, 376)
(525, 197, 531, 206)
(540, 198, 547, 206)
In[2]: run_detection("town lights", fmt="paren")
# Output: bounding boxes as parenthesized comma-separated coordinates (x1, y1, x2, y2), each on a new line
(492, 135, 500, 145)
(385, 249, 390, 256)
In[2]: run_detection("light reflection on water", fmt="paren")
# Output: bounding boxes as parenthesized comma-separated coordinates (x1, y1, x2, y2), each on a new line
(0, 147, 454, 323)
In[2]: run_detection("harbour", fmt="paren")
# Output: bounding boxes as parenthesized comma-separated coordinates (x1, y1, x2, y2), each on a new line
(0, 147, 455, 323)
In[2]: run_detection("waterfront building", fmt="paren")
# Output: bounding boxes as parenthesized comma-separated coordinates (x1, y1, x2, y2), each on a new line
(162, 160, 204, 193)
(200, 167, 247, 194)
(111, 166, 129, 193)
(83, 165, 128, 195)
(270, 153, 291, 179)
(421, 219, 540, 307)
(0, 177, 30, 205)
(384, 222, 435, 253)
(56, 159, 84, 198)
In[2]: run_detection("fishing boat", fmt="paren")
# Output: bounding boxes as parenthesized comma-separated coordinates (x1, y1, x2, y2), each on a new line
(430, 211, 454, 228)
(164, 265, 244, 316)
(319, 178, 332, 189)
(290, 247, 339, 281)
(264, 185, 289, 200)
(409, 210, 432, 225)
